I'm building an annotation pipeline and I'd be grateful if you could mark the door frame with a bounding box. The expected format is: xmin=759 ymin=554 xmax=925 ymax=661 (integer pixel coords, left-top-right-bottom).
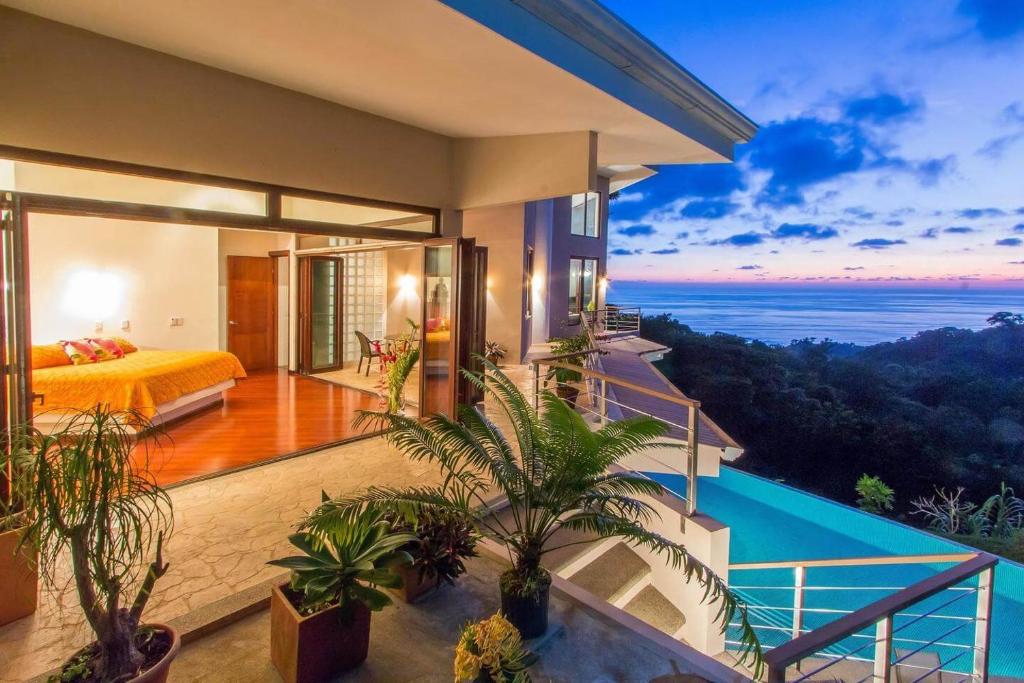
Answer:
xmin=297 ymin=255 xmax=344 ymax=375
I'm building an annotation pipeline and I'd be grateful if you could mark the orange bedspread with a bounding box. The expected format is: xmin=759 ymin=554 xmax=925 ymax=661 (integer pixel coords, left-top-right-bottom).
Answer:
xmin=32 ymin=350 xmax=247 ymax=418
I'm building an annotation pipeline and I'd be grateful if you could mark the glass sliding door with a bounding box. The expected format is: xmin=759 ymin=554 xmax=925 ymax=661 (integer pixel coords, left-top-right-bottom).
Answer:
xmin=568 ymin=256 xmax=598 ymax=319
xmin=421 ymin=241 xmax=455 ymax=416
xmin=299 ymin=256 xmax=344 ymax=373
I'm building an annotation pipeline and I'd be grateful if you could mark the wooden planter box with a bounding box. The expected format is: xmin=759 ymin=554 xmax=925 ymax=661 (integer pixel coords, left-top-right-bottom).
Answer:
xmin=270 ymin=584 xmax=371 ymax=683
xmin=0 ymin=526 xmax=37 ymax=626
xmin=394 ymin=564 xmax=437 ymax=604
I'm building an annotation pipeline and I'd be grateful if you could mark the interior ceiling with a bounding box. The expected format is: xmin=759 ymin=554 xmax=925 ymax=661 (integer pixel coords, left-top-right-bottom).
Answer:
xmin=0 ymin=0 xmax=722 ymax=165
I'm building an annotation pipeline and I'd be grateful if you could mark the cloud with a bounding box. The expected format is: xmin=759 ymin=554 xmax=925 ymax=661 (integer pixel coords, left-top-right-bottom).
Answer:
xmin=944 ymin=226 xmax=977 ymax=234
xmin=957 ymin=0 xmax=1024 ymax=41
xmin=606 ymin=164 xmax=746 ymax=221
xmin=1009 ymin=261 xmax=1024 ymax=265
xmin=1014 ymin=224 xmax=1024 ymax=233
xmin=675 ymin=231 xmax=690 ymax=239
xmin=844 ymin=266 xmax=866 ymax=271
xmin=996 ymin=237 xmax=1023 ymax=247
xmin=609 ymin=248 xmax=637 ymax=256
xmin=678 ymin=199 xmax=741 ymax=219
xmin=707 ymin=232 xmax=766 ymax=247
xmin=919 ymin=227 xmax=940 ymax=239
xmin=737 ymin=265 xmax=763 ymax=270
xmin=956 ymin=208 xmax=1006 ymax=219
xmin=650 ymin=247 xmax=680 ymax=255
xmin=618 ymin=224 xmax=655 ymax=237
xmin=745 ymin=111 xmax=954 ymax=206
xmin=611 ymin=191 xmax=645 ymax=203
xmin=977 ymin=133 xmax=1024 ymax=159
xmin=771 ymin=222 xmax=840 ymax=240
xmin=852 ymin=238 xmax=908 ymax=249
xmin=885 ymin=220 xmax=904 ymax=227
xmin=844 ymin=206 xmax=877 ymax=220
xmin=842 ymin=92 xmax=924 ymax=126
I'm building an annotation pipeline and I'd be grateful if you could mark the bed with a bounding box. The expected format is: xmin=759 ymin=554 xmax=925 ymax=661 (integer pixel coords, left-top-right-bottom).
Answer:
xmin=32 ymin=349 xmax=247 ymax=429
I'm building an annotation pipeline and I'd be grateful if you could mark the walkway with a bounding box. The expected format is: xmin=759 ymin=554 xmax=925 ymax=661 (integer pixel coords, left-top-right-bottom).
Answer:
xmin=0 ymin=437 xmax=439 ymax=682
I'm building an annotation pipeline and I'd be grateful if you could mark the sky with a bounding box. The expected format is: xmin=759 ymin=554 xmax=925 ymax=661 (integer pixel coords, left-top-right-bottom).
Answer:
xmin=600 ymin=0 xmax=1024 ymax=286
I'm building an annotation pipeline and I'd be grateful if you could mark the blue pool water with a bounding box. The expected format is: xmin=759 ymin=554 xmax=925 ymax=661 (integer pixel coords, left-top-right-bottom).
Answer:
xmin=647 ymin=467 xmax=1024 ymax=678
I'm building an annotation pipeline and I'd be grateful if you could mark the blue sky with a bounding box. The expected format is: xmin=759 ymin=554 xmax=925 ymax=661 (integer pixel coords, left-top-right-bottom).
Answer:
xmin=601 ymin=0 xmax=1024 ymax=285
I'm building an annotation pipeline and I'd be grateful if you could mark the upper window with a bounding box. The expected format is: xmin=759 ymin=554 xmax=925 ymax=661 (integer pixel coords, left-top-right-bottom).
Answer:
xmin=570 ymin=192 xmax=599 ymax=238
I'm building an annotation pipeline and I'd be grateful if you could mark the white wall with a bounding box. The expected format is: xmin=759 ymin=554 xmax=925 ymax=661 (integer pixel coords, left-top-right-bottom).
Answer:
xmin=385 ymin=247 xmax=423 ymax=338
xmin=28 ymin=214 xmax=219 ymax=349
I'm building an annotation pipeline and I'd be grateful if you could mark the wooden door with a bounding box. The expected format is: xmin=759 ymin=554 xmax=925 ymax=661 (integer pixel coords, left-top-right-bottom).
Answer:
xmin=227 ymin=255 xmax=276 ymax=371
xmin=297 ymin=256 xmax=344 ymax=375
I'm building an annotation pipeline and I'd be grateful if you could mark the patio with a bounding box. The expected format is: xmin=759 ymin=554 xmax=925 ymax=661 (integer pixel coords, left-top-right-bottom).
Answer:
xmin=0 ymin=437 xmax=440 ymax=682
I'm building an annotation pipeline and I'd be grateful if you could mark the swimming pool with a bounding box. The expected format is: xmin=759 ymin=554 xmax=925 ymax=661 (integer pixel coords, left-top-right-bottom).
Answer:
xmin=646 ymin=467 xmax=1024 ymax=678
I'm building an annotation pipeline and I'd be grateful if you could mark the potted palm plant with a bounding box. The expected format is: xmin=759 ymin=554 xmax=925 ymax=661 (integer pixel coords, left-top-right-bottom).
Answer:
xmin=20 ymin=408 xmax=178 ymax=682
xmin=309 ymin=360 xmax=762 ymax=671
xmin=267 ymin=503 xmax=415 ymax=683
xmin=386 ymin=509 xmax=479 ymax=603
xmin=0 ymin=425 xmax=37 ymax=626
xmin=544 ymin=334 xmax=590 ymax=404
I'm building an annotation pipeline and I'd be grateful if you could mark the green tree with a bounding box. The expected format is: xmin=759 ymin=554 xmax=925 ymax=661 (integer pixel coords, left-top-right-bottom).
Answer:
xmin=856 ymin=474 xmax=895 ymax=515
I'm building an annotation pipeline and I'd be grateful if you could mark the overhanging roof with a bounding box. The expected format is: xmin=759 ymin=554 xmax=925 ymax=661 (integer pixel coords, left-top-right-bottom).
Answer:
xmin=1 ymin=0 xmax=756 ymax=167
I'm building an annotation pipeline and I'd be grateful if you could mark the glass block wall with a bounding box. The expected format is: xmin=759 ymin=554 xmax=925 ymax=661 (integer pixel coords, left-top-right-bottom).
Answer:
xmin=341 ymin=250 xmax=386 ymax=364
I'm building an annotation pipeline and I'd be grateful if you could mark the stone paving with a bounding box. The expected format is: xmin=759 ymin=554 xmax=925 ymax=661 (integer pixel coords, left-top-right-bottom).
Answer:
xmin=0 ymin=437 xmax=440 ymax=683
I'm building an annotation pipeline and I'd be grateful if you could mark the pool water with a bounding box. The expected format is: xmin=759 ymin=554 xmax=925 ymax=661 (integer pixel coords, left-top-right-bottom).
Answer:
xmin=646 ymin=467 xmax=1024 ymax=678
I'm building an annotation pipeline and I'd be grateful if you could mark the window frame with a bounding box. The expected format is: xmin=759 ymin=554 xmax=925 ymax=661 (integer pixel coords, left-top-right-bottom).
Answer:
xmin=569 ymin=192 xmax=600 ymax=238
xmin=568 ymin=256 xmax=599 ymax=321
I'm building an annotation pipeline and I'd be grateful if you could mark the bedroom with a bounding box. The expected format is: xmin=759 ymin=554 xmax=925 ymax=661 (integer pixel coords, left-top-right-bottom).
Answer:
xmin=5 ymin=156 xmax=443 ymax=485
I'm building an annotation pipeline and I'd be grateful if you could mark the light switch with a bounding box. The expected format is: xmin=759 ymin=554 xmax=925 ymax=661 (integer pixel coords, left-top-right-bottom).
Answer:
xmin=94 ymin=321 xmax=103 ymax=333
xmin=121 ymin=320 xmax=130 ymax=331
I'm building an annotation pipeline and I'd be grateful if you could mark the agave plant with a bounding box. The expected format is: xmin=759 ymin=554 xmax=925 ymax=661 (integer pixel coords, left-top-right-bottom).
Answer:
xmin=307 ymin=359 xmax=762 ymax=670
xmin=980 ymin=482 xmax=1024 ymax=540
xmin=269 ymin=502 xmax=416 ymax=617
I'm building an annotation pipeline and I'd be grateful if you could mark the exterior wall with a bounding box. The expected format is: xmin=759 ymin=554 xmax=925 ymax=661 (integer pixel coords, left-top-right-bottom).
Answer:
xmin=384 ymin=246 xmax=424 ymax=338
xmin=28 ymin=214 xmax=219 ymax=350
xmin=545 ymin=175 xmax=610 ymax=340
xmin=525 ymin=199 xmax=555 ymax=353
xmin=462 ymin=204 xmax=527 ymax=363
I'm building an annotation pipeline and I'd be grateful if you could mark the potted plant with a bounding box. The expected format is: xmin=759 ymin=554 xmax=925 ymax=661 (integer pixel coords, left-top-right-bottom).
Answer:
xmin=267 ymin=503 xmax=415 ymax=683
xmin=484 ymin=341 xmax=507 ymax=367
xmin=454 ymin=611 xmax=536 ymax=683
xmin=20 ymin=408 xmax=178 ymax=682
xmin=384 ymin=343 xmax=419 ymax=414
xmin=545 ymin=334 xmax=590 ymax=405
xmin=309 ymin=360 xmax=762 ymax=672
xmin=0 ymin=424 xmax=37 ymax=626
xmin=386 ymin=509 xmax=480 ymax=603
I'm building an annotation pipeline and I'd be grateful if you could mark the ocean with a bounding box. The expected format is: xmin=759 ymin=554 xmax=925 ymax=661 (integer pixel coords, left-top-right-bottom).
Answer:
xmin=608 ymin=282 xmax=1024 ymax=345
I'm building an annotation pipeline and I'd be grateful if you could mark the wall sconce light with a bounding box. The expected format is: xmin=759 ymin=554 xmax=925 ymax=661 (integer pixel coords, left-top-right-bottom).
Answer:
xmin=398 ymin=273 xmax=418 ymax=298
xmin=531 ymin=273 xmax=543 ymax=293
xmin=599 ymin=276 xmax=610 ymax=292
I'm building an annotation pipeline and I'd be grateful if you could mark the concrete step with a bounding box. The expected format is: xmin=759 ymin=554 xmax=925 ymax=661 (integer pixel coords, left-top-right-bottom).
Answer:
xmin=568 ymin=542 xmax=650 ymax=603
xmin=621 ymin=584 xmax=686 ymax=636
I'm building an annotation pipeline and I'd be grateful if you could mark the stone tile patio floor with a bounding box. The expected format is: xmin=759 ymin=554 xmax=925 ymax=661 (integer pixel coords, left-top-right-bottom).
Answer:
xmin=167 ymin=552 xmax=726 ymax=683
xmin=0 ymin=437 xmax=441 ymax=683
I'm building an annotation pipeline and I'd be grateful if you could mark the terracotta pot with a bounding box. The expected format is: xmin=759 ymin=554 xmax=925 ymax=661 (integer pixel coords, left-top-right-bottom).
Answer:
xmin=395 ymin=563 xmax=437 ymax=604
xmin=270 ymin=584 xmax=371 ymax=683
xmin=132 ymin=623 xmax=181 ymax=683
xmin=0 ymin=525 xmax=38 ymax=626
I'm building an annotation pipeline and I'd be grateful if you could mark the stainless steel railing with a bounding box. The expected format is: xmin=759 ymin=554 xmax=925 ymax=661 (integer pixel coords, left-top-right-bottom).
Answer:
xmin=582 ymin=306 xmax=641 ymax=336
xmin=726 ymin=552 xmax=997 ymax=682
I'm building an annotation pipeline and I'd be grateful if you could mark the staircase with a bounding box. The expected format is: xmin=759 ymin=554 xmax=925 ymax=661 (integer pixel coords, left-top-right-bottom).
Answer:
xmin=557 ymin=541 xmax=686 ymax=640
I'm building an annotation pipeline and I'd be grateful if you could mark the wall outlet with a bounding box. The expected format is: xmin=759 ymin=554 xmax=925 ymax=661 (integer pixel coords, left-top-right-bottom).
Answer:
xmin=169 ymin=317 xmax=185 ymax=327
xmin=121 ymin=320 xmax=130 ymax=331
xmin=94 ymin=321 xmax=103 ymax=332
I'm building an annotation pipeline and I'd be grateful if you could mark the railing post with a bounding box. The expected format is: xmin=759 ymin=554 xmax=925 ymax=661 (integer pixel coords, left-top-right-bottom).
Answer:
xmin=974 ymin=566 xmax=993 ymax=682
xmin=686 ymin=403 xmax=699 ymax=515
xmin=599 ymin=377 xmax=608 ymax=425
xmin=532 ymin=362 xmax=540 ymax=412
xmin=792 ymin=565 xmax=805 ymax=640
xmin=873 ymin=614 xmax=892 ymax=682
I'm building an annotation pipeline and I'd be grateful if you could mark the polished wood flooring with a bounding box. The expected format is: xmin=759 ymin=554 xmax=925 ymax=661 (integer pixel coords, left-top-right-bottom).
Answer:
xmin=138 ymin=369 xmax=379 ymax=486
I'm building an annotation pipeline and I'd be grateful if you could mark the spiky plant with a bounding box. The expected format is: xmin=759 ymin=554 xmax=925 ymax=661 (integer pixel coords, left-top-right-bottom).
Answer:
xmin=386 ymin=345 xmax=420 ymax=414
xmin=19 ymin=407 xmax=173 ymax=681
xmin=307 ymin=360 xmax=762 ymax=672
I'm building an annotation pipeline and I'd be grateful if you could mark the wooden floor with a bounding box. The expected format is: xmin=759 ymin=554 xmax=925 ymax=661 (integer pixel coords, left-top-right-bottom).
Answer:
xmin=137 ymin=369 xmax=380 ymax=486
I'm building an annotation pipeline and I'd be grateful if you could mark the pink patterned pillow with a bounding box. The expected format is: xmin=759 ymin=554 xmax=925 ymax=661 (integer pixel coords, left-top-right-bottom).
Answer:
xmin=88 ymin=337 xmax=125 ymax=360
xmin=59 ymin=339 xmax=99 ymax=365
